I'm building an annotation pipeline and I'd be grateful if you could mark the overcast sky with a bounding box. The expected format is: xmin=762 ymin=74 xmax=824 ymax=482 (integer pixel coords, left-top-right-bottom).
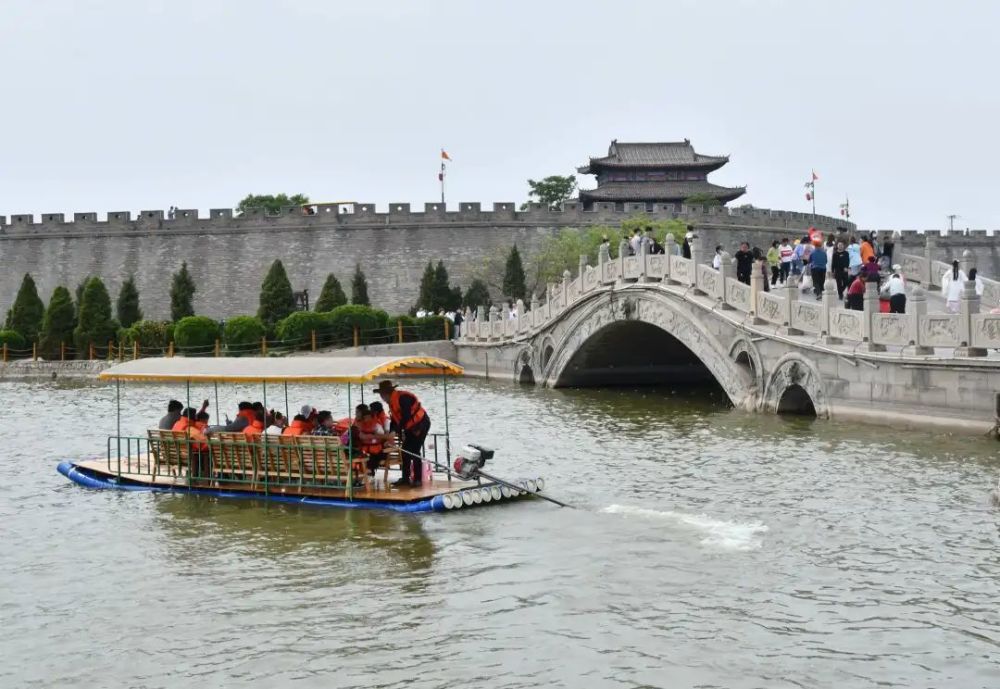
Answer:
xmin=2 ymin=0 xmax=998 ymax=229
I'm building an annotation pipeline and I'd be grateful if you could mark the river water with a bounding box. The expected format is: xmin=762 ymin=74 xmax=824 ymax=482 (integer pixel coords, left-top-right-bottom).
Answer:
xmin=1 ymin=378 xmax=998 ymax=689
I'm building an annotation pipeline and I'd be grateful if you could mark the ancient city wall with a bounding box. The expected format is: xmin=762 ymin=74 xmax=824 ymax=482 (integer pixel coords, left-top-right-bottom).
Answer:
xmin=3 ymin=201 xmax=996 ymax=317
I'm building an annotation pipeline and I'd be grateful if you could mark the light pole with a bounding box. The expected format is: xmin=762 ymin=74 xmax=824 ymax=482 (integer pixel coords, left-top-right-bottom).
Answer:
xmin=946 ymin=214 xmax=958 ymax=233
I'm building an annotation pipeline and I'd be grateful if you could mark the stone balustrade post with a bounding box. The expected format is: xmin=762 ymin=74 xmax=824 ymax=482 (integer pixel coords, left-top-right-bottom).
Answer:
xmin=546 ymin=283 xmax=554 ymax=319
xmin=902 ymin=287 xmax=933 ymax=355
xmin=617 ymin=239 xmax=629 ymax=285
xmin=598 ymin=241 xmax=611 ymax=284
xmin=717 ymin=251 xmax=733 ymax=307
xmin=530 ymin=294 xmax=539 ymax=328
xmin=487 ymin=305 xmax=499 ymax=341
xmin=664 ymin=235 xmax=676 ymax=279
xmin=821 ymin=279 xmax=841 ymax=343
xmin=861 ymin=281 xmax=886 ymax=351
xmin=578 ymin=254 xmax=587 ymax=287
xmin=924 ymin=233 xmax=937 ymax=289
xmin=750 ymin=260 xmax=766 ymax=324
xmin=562 ymin=269 xmax=571 ymax=308
xmin=956 ymin=280 xmax=987 ymax=357
xmin=782 ymin=275 xmax=803 ymax=335
xmin=689 ymin=235 xmax=703 ymax=276
xmin=476 ymin=305 xmax=488 ymax=341
xmin=515 ymin=298 xmax=525 ymax=333
xmin=637 ymin=237 xmax=649 ymax=282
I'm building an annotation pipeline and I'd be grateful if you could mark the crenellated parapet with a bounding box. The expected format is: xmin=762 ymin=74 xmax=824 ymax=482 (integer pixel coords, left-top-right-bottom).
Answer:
xmin=0 ymin=201 xmax=859 ymax=238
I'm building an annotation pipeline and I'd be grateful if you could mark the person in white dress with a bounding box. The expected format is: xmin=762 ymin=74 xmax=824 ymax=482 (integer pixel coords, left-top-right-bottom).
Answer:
xmin=940 ymin=260 xmax=967 ymax=313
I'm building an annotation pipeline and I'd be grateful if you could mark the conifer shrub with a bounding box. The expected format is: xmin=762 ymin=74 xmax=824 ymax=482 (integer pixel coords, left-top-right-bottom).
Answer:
xmin=173 ymin=316 xmax=220 ymax=356
xmin=39 ymin=286 xmax=76 ymax=358
xmin=223 ymin=315 xmax=266 ymax=355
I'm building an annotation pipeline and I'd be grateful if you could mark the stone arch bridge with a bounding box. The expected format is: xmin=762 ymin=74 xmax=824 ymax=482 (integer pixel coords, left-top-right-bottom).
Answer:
xmin=454 ymin=238 xmax=1000 ymax=434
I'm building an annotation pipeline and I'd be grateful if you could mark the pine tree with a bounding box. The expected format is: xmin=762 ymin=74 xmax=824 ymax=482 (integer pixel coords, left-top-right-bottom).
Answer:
xmin=431 ymin=261 xmax=452 ymax=313
xmin=314 ymin=273 xmax=347 ymax=311
xmin=351 ymin=264 xmax=370 ymax=306
xmin=39 ymin=286 xmax=76 ymax=358
xmin=73 ymin=277 xmax=117 ymax=356
xmin=502 ymin=245 xmax=527 ymax=301
xmin=463 ymin=279 xmax=491 ymax=310
xmin=75 ymin=277 xmax=89 ymax=320
xmin=5 ymin=273 xmax=45 ymax=342
xmin=116 ymin=274 xmax=143 ymax=328
xmin=416 ymin=261 xmax=435 ymax=311
xmin=257 ymin=259 xmax=296 ymax=329
xmin=170 ymin=262 xmax=196 ymax=322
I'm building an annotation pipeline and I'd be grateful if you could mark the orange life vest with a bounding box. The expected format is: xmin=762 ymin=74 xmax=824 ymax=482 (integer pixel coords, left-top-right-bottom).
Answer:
xmin=373 ymin=410 xmax=389 ymax=430
xmin=388 ymin=389 xmax=427 ymax=431
xmin=283 ymin=419 xmax=309 ymax=436
xmin=241 ymin=410 xmax=264 ymax=437
xmin=172 ymin=416 xmax=208 ymax=450
xmin=358 ymin=417 xmax=383 ymax=455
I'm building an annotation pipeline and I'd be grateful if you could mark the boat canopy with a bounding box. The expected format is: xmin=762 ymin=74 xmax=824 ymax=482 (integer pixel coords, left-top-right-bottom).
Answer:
xmin=98 ymin=356 xmax=464 ymax=383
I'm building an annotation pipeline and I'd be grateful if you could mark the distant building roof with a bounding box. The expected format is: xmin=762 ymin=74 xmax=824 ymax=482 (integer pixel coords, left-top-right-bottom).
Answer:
xmin=578 ymin=181 xmax=746 ymax=204
xmin=578 ymin=139 xmax=729 ymax=173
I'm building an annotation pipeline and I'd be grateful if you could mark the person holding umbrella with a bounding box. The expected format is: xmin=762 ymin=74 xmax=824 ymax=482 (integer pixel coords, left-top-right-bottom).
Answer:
xmin=374 ymin=380 xmax=431 ymax=487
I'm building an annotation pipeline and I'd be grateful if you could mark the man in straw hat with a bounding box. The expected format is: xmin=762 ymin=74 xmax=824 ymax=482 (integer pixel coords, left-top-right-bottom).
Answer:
xmin=373 ymin=379 xmax=431 ymax=487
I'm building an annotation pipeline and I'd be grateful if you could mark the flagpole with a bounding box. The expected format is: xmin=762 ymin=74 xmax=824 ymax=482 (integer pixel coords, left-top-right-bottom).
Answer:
xmin=440 ymin=159 xmax=445 ymax=205
xmin=811 ymin=171 xmax=816 ymax=218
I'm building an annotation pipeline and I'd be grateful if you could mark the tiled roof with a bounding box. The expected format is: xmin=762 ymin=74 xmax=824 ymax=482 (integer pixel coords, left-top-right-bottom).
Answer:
xmin=578 ymin=140 xmax=729 ymax=172
xmin=578 ymin=181 xmax=746 ymax=203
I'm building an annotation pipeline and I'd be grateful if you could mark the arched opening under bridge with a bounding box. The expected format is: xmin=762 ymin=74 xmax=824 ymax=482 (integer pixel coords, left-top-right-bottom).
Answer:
xmin=553 ymin=321 xmax=725 ymax=396
xmin=776 ymin=384 xmax=817 ymax=416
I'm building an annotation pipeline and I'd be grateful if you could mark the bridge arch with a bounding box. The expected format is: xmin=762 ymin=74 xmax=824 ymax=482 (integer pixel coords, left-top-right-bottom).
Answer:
xmin=728 ymin=337 xmax=764 ymax=397
xmin=543 ymin=291 xmax=754 ymax=408
xmin=762 ymin=354 xmax=829 ymax=418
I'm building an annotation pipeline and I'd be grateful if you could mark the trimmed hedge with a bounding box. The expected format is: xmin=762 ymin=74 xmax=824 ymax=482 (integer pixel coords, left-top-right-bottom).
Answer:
xmin=325 ymin=305 xmax=389 ymax=345
xmin=224 ymin=315 xmax=266 ymax=355
xmin=413 ymin=315 xmax=449 ymax=342
xmin=173 ymin=316 xmax=220 ymax=356
xmin=275 ymin=311 xmax=328 ymax=346
xmin=119 ymin=320 xmax=173 ymax=353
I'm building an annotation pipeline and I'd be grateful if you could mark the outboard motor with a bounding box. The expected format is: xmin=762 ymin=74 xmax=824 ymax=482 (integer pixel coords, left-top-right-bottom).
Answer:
xmin=453 ymin=444 xmax=494 ymax=479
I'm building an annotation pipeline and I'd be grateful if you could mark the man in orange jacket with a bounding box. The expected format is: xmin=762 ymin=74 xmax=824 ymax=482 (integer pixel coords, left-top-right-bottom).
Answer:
xmin=374 ymin=380 xmax=431 ymax=487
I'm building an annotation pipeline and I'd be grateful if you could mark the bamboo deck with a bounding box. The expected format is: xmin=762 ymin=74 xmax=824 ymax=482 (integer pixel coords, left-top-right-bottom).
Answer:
xmin=75 ymin=455 xmax=478 ymax=503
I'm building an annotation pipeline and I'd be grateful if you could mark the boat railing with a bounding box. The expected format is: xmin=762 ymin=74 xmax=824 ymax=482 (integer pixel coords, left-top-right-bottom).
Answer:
xmin=105 ymin=430 xmax=454 ymax=495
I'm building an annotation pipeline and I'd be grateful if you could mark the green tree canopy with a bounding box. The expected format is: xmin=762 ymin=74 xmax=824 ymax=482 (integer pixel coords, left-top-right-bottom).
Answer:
xmin=170 ymin=262 xmax=196 ymax=322
xmin=116 ymin=274 xmax=143 ymax=328
xmin=5 ymin=273 xmax=45 ymax=342
xmin=432 ymin=261 xmax=454 ymax=311
xmin=258 ymin=259 xmax=296 ymax=330
xmin=39 ymin=286 xmax=76 ymax=358
xmin=73 ymin=277 xmax=117 ymax=356
xmin=683 ymin=192 xmax=722 ymax=207
xmin=236 ymin=193 xmax=309 ymax=215
xmin=525 ymin=175 xmax=577 ymax=209
xmin=314 ymin=273 xmax=347 ymax=311
xmin=351 ymin=264 xmax=370 ymax=306
xmin=75 ymin=277 xmax=89 ymax=320
xmin=463 ymin=279 xmax=491 ymax=310
xmin=173 ymin=316 xmax=220 ymax=356
xmin=416 ymin=261 xmax=435 ymax=311
xmin=502 ymin=245 xmax=527 ymax=301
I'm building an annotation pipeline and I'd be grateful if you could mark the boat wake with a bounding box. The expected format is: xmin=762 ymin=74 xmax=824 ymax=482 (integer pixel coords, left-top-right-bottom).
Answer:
xmin=601 ymin=504 xmax=769 ymax=551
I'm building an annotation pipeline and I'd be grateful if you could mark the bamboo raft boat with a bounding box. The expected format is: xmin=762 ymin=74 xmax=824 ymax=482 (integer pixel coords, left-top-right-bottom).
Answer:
xmin=57 ymin=356 xmax=546 ymax=513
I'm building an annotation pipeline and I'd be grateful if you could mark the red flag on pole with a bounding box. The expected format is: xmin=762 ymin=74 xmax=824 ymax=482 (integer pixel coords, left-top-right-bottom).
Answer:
xmin=441 ymin=149 xmax=452 ymax=161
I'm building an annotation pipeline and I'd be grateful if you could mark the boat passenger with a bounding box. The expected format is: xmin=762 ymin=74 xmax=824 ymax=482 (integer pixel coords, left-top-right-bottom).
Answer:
xmin=368 ymin=401 xmax=389 ymax=433
xmin=159 ymin=400 xmax=184 ymax=430
xmin=208 ymin=401 xmax=254 ymax=434
xmin=242 ymin=409 xmax=265 ymax=437
xmin=172 ymin=407 xmax=211 ymax=477
xmin=374 ymin=379 xmax=431 ymax=487
xmin=300 ymin=405 xmax=318 ymax=432
xmin=311 ymin=410 xmax=336 ymax=436
xmin=283 ymin=414 xmax=310 ymax=436
xmin=194 ymin=410 xmax=210 ymax=432
xmin=355 ymin=404 xmax=392 ymax=476
xmin=265 ymin=411 xmax=287 ymax=435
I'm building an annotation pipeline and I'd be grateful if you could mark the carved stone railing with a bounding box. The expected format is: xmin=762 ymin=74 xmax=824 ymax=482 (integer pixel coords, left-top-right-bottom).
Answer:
xmin=458 ymin=236 xmax=1000 ymax=356
xmin=899 ymin=233 xmax=1000 ymax=308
